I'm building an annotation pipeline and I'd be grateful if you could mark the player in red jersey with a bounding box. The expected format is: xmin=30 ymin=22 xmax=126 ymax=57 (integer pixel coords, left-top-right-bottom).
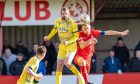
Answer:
xmin=74 ymin=18 xmax=129 ymax=84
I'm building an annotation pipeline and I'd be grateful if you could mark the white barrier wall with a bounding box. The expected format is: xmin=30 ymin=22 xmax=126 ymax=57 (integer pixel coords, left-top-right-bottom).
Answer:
xmin=39 ymin=74 xmax=104 ymax=84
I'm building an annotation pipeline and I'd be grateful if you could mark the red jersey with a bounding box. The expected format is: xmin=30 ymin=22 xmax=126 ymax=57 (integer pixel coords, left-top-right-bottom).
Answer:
xmin=76 ymin=29 xmax=101 ymax=59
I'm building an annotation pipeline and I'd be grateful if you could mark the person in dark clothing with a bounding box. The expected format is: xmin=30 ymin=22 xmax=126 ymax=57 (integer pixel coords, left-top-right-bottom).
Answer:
xmin=112 ymin=37 xmax=130 ymax=72
xmin=9 ymin=53 xmax=26 ymax=76
xmin=15 ymin=41 xmax=28 ymax=57
xmin=43 ymin=41 xmax=57 ymax=75
xmin=2 ymin=40 xmax=15 ymax=54
xmin=103 ymin=49 xmax=122 ymax=73
xmin=128 ymin=50 xmax=140 ymax=72
xmin=90 ymin=54 xmax=96 ymax=73
xmin=134 ymin=41 xmax=140 ymax=57
xmin=0 ymin=51 xmax=7 ymax=75
xmin=27 ymin=44 xmax=39 ymax=61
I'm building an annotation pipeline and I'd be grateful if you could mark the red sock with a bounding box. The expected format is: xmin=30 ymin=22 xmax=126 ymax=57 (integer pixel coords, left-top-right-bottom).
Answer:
xmin=80 ymin=66 xmax=88 ymax=84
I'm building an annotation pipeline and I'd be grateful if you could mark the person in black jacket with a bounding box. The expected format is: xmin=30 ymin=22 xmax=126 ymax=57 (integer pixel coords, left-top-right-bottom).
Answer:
xmin=128 ymin=50 xmax=140 ymax=72
xmin=134 ymin=41 xmax=140 ymax=57
xmin=112 ymin=37 xmax=130 ymax=72
xmin=9 ymin=53 xmax=26 ymax=76
xmin=43 ymin=41 xmax=57 ymax=74
xmin=0 ymin=51 xmax=7 ymax=75
xmin=15 ymin=41 xmax=28 ymax=57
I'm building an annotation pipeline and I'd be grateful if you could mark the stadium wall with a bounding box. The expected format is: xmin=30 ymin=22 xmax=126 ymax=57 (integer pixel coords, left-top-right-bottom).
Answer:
xmin=1 ymin=73 xmax=140 ymax=84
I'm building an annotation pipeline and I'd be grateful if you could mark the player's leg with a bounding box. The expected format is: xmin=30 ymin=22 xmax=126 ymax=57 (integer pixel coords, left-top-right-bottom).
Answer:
xmin=75 ymin=56 xmax=88 ymax=84
xmin=56 ymin=59 xmax=64 ymax=84
xmin=64 ymin=55 xmax=84 ymax=84
xmin=64 ymin=43 xmax=84 ymax=84
xmin=56 ymin=44 xmax=66 ymax=84
xmin=86 ymin=59 xmax=94 ymax=84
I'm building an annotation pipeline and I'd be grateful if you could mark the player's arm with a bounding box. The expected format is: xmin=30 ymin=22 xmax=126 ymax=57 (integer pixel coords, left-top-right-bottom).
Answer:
xmin=44 ymin=20 xmax=58 ymax=41
xmin=79 ymin=38 xmax=97 ymax=49
xmin=26 ymin=58 xmax=43 ymax=79
xmin=27 ymin=67 xmax=43 ymax=80
xmin=27 ymin=67 xmax=40 ymax=77
xmin=104 ymin=30 xmax=129 ymax=36
xmin=67 ymin=22 xmax=79 ymax=44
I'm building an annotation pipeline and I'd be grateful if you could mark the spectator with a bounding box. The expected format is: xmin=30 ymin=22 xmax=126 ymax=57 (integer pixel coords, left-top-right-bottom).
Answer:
xmin=0 ymin=51 xmax=7 ymax=75
xmin=102 ymin=49 xmax=122 ymax=73
xmin=36 ymin=61 xmax=46 ymax=75
xmin=9 ymin=53 xmax=26 ymax=76
xmin=43 ymin=41 xmax=57 ymax=75
xmin=53 ymin=42 xmax=60 ymax=72
xmin=128 ymin=50 xmax=140 ymax=72
xmin=2 ymin=48 xmax=16 ymax=75
xmin=15 ymin=41 xmax=28 ymax=57
xmin=134 ymin=41 xmax=140 ymax=57
xmin=2 ymin=40 xmax=15 ymax=54
xmin=112 ymin=37 xmax=130 ymax=72
xmin=27 ymin=44 xmax=39 ymax=61
xmin=90 ymin=54 xmax=96 ymax=73
xmin=54 ymin=42 xmax=60 ymax=53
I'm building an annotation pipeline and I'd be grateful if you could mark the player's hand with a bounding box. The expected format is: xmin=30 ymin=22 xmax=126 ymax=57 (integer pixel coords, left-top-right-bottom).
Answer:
xmin=35 ymin=73 xmax=43 ymax=81
xmin=38 ymin=73 xmax=43 ymax=79
xmin=89 ymin=38 xmax=98 ymax=44
xmin=120 ymin=30 xmax=129 ymax=36
xmin=92 ymin=38 xmax=98 ymax=44
xmin=44 ymin=36 xmax=49 ymax=41
xmin=62 ymin=40 xmax=68 ymax=45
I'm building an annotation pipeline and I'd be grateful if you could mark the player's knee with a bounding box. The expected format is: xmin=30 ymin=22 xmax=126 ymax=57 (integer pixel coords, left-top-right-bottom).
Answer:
xmin=79 ymin=59 xmax=86 ymax=66
xmin=57 ymin=60 xmax=64 ymax=70
xmin=64 ymin=61 xmax=72 ymax=67
xmin=57 ymin=60 xmax=64 ymax=66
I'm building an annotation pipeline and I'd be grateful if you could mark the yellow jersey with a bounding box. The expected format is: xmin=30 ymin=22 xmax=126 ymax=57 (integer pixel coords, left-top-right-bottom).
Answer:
xmin=47 ymin=18 xmax=78 ymax=44
xmin=17 ymin=56 xmax=40 ymax=84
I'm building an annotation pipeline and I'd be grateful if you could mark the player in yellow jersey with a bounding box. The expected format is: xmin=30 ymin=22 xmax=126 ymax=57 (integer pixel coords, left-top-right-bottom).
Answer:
xmin=44 ymin=7 xmax=84 ymax=84
xmin=17 ymin=46 xmax=47 ymax=84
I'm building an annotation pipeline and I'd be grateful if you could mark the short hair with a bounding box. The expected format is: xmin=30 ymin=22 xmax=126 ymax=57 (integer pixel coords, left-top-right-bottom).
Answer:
xmin=17 ymin=53 xmax=24 ymax=57
xmin=61 ymin=7 xmax=69 ymax=14
xmin=36 ymin=46 xmax=47 ymax=54
xmin=117 ymin=37 xmax=123 ymax=41
xmin=109 ymin=48 xmax=115 ymax=52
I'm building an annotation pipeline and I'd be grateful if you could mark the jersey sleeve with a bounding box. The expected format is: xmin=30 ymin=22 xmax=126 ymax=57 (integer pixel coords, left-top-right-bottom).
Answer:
xmin=27 ymin=57 xmax=37 ymax=70
xmin=47 ymin=19 xmax=58 ymax=40
xmin=92 ymin=29 xmax=105 ymax=38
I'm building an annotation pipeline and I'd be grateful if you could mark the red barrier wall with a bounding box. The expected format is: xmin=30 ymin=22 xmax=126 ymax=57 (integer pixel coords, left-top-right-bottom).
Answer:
xmin=103 ymin=73 xmax=140 ymax=84
xmin=1 ymin=73 xmax=140 ymax=84
xmin=0 ymin=75 xmax=19 ymax=84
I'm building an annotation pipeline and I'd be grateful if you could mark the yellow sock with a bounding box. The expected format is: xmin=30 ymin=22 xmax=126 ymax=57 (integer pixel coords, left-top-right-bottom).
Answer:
xmin=69 ymin=65 xmax=81 ymax=77
xmin=69 ymin=65 xmax=85 ymax=84
xmin=56 ymin=71 xmax=62 ymax=84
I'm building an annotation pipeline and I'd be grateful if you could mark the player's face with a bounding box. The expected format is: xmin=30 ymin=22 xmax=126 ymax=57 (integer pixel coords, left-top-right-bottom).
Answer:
xmin=82 ymin=24 xmax=91 ymax=35
xmin=40 ymin=52 xmax=46 ymax=60
xmin=61 ymin=10 xmax=69 ymax=20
